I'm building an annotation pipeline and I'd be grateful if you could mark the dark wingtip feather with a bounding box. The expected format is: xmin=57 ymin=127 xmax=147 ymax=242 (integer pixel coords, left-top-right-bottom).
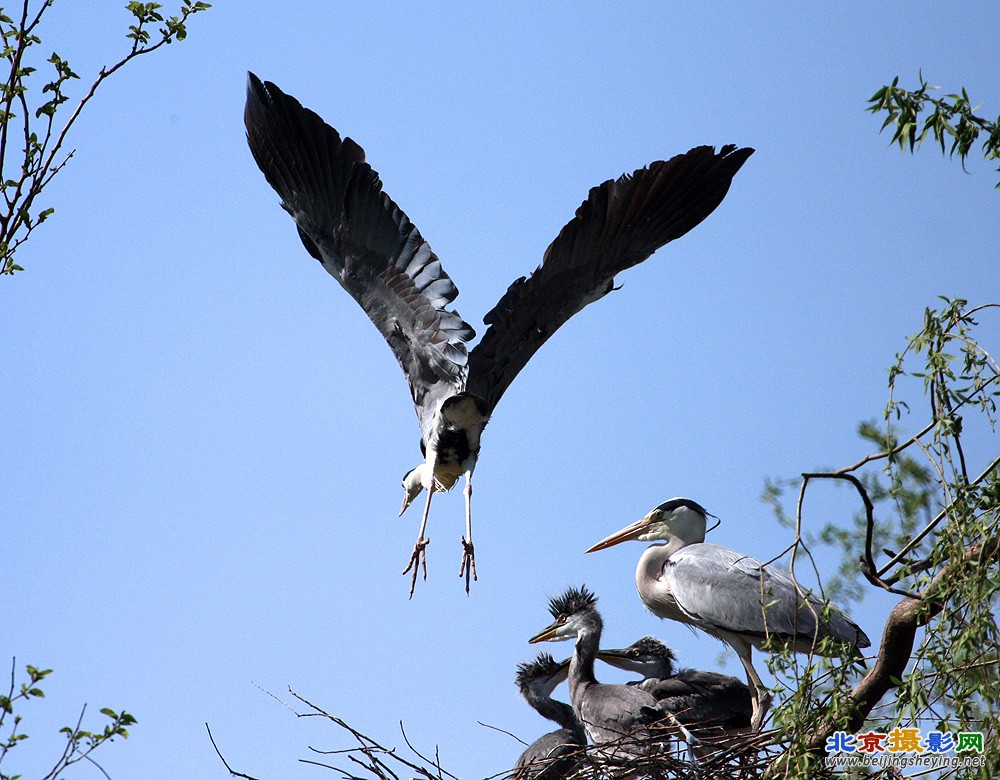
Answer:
xmin=243 ymin=73 xmax=366 ymax=231
xmin=548 ymin=585 xmax=598 ymax=619
xmin=468 ymin=143 xmax=753 ymax=414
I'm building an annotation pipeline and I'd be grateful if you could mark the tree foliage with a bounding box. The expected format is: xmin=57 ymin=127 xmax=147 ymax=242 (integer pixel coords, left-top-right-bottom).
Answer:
xmin=2 ymin=3 xmax=207 ymax=778
xmin=0 ymin=0 xmax=210 ymax=276
xmin=761 ymin=297 xmax=1000 ymax=779
xmin=0 ymin=660 xmax=136 ymax=780
xmin=868 ymin=74 xmax=1000 ymax=187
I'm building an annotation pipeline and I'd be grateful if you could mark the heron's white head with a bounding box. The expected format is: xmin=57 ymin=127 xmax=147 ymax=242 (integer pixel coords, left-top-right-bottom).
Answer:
xmin=399 ymin=465 xmax=428 ymax=516
xmin=585 ymin=497 xmax=709 ymax=553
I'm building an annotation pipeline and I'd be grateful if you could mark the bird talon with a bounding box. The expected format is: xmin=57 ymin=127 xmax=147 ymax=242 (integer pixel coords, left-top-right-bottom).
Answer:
xmin=460 ymin=537 xmax=477 ymax=593
xmin=403 ymin=537 xmax=430 ymax=598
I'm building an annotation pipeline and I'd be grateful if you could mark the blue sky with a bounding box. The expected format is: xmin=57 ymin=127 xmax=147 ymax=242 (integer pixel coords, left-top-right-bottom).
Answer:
xmin=3 ymin=2 xmax=998 ymax=778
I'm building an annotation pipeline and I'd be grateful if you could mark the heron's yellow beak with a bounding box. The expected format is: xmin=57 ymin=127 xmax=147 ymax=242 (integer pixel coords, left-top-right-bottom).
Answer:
xmin=528 ymin=622 xmax=560 ymax=644
xmin=584 ymin=513 xmax=654 ymax=553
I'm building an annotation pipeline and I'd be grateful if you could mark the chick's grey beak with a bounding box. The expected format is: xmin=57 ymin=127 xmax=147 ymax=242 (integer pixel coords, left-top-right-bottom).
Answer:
xmin=595 ymin=648 xmax=637 ymax=672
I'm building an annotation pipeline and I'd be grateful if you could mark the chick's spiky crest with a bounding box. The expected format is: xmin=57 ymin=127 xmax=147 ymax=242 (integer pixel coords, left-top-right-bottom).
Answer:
xmin=515 ymin=652 xmax=568 ymax=689
xmin=548 ymin=585 xmax=598 ymax=620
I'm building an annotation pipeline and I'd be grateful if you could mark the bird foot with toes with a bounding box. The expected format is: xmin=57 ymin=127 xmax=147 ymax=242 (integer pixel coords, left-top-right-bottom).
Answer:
xmin=459 ymin=537 xmax=477 ymax=593
xmin=402 ymin=537 xmax=429 ymax=598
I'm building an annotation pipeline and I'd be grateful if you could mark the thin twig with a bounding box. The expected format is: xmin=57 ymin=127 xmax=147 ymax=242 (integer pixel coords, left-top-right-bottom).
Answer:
xmin=80 ymin=751 xmax=113 ymax=780
xmin=205 ymin=722 xmax=262 ymax=780
xmin=477 ymin=720 xmax=529 ymax=747
xmin=877 ymin=451 xmax=1000 ymax=577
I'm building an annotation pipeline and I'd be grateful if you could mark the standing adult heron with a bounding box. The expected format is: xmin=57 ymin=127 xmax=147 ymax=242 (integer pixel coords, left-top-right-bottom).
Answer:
xmin=528 ymin=585 xmax=698 ymax=759
xmin=244 ymin=73 xmax=754 ymax=595
xmin=597 ymin=636 xmax=752 ymax=734
xmin=513 ymin=652 xmax=586 ymax=780
xmin=586 ymin=498 xmax=870 ymax=730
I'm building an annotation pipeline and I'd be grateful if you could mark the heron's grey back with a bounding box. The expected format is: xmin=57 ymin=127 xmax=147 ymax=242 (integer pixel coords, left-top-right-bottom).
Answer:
xmin=663 ymin=543 xmax=871 ymax=651
xmin=645 ymin=669 xmax=752 ymax=729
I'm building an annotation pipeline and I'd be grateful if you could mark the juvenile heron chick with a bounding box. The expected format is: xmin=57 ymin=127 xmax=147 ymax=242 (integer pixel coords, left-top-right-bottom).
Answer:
xmin=513 ymin=652 xmax=586 ymax=779
xmin=597 ymin=636 xmax=752 ymax=733
xmin=529 ymin=586 xmax=699 ymax=760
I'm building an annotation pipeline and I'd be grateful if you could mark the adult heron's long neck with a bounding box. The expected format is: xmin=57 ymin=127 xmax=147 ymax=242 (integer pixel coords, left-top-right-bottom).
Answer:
xmin=635 ymin=540 xmax=686 ymax=617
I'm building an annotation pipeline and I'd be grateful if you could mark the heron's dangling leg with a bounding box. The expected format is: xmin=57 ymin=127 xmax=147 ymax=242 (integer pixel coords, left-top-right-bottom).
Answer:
xmin=459 ymin=472 xmax=477 ymax=593
xmin=663 ymin=712 xmax=701 ymax=765
xmin=402 ymin=482 xmax=435 ymax=598
xmin=733 ymin=641 xmax=772 ymax=731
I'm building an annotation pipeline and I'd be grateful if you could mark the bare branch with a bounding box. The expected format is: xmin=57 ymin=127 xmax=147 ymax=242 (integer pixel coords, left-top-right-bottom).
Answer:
xmin=206 ymin=722 xmax=262 ymax=780
xmin=476 ymin=720 xmax=529 ymax=747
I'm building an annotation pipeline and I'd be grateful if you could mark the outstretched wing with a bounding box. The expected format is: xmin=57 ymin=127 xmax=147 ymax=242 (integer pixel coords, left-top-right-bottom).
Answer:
xmin=244 ymin=74 xmax=474 ymax=436
xmin=466 ymin=145 xmax=754 ymax=413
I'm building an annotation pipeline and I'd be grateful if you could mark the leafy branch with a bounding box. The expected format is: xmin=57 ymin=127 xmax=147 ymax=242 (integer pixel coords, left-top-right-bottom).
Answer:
xmin=867 ymin=74 xmax=1000 ymax=187
xmin=763 ymin=298 xmax=999 ymax=778
xmin=0 ymin=0 xmax=211 ymax=276
xmin=0 ymin=659 xmax=136 ymax=780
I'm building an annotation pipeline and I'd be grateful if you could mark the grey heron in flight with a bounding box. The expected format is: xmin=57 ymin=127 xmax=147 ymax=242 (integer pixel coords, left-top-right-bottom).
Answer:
xmin=528 ymin=585 xmax=699 ymax=760
xmin=585 ymin=498 xmax=871 ymax=730
xmin=597 ymin=636 xmax=752 ymax=737
xmin=244 ymin=73 xmax=754 ymax=596
xmin=513 ymin=652 xmax=586 ymax=780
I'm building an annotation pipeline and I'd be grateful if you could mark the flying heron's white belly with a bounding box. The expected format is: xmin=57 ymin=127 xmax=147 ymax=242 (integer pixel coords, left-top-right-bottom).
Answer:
xmin=425 ymin=395 xmax=486 ymax=481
